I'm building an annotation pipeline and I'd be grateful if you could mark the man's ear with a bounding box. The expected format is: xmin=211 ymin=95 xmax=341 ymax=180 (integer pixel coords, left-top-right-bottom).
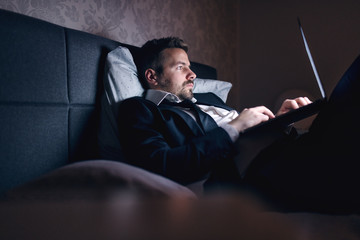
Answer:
xmin=145 ymin=69 xmax=158 ymax=87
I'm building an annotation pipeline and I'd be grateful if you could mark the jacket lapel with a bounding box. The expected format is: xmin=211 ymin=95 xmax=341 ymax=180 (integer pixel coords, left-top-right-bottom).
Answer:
xmin=159 ymin=104 xmax=205 ymax=135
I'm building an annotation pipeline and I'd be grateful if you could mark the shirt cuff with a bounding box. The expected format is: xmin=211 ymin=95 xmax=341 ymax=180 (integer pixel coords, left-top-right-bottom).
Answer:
xmin=219 ymin=123 xmax=239 ymax=142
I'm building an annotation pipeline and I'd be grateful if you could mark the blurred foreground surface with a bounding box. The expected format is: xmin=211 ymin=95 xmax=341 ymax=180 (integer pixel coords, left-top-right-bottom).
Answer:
xmin=1 ymin=192 xmax=360 ymax=240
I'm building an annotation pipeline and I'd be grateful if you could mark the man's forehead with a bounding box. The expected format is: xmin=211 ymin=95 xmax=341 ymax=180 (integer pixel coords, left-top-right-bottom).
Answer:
xmin=161 ymin=48 xmax=190 ymax=65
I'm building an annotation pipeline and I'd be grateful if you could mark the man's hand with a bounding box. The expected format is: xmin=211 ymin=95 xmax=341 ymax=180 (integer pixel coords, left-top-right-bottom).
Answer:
xmin=229 ymin=106 xmax=275 ymax=133
xmin=276 ymin=97 xmax=312 ymax=116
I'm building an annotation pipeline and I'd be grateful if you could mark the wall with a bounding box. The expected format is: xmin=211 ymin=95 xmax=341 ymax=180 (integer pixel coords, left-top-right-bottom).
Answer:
xmin=2 ymin=0 xmax=360 ymax=116
xmin=238 ymin=0 xmax=360 ymax=113
xmin=0 ymin=0 xmax=239 ymax=107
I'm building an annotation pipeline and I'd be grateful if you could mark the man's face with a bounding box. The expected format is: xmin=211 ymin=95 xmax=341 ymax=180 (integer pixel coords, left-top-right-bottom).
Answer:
xmin=154 ymin=48 xmax=197 ymax=100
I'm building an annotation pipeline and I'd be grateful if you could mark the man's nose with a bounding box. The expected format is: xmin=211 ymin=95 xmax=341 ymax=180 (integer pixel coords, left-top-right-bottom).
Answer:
xmin=188 ymin=69 xmax=196 ymax=80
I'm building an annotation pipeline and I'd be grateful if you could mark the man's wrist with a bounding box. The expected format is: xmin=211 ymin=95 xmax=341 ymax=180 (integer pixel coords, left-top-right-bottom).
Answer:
xmin=219 ymin=123 xmax=240 ymax=142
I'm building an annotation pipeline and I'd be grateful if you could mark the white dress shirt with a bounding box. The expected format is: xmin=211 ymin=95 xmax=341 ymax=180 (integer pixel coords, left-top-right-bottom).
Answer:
xmin=145 ymin=89 xmax=239 ymax=142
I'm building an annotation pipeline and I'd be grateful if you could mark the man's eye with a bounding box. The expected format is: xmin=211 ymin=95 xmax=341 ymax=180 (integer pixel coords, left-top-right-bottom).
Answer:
xmin=176 ymin=65 xmax=183 ymax=70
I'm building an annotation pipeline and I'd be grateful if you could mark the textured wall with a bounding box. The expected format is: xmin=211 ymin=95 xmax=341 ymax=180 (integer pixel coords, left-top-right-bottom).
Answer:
xmin=0 ymin=0 xmax=239 ymax=107
xmin=3 ymin=0 xmax=360 ymax=116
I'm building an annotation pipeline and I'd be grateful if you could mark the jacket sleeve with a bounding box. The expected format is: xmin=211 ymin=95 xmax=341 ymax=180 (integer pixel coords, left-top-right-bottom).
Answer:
xmin=117 ymin=97 xmax=235 ymax=185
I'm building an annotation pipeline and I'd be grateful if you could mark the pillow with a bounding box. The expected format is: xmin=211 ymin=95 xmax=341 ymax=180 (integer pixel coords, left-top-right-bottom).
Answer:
xmin=193 ymin=78 xmax=232 ymax=102
xmin=104 ymin=46 xmax=144 ymax=105
xmin=104 ymin=46 xmax=232 ymax=104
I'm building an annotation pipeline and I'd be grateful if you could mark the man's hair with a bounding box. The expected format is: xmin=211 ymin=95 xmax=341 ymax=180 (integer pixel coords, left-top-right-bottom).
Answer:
xmin=137 ymin=37 xmax=188 ymax=88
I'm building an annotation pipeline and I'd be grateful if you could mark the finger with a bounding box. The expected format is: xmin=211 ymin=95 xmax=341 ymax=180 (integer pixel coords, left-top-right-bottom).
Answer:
xmin=254 ymin=106 xmax=275 ymax=119
xmin=304 ymin=96 xmax=312 ymax=104
xmin=295 ymin=97 xmax=312 ymax=107
xmin=295 ymin=97 xmax=308 ymax=107
xmin=285 ymin=99 xmax=300 ymax=110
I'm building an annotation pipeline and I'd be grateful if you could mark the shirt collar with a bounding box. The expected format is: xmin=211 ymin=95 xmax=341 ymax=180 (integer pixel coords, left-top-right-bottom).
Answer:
xmin=145 ymin=89 xmax=197 ymax=106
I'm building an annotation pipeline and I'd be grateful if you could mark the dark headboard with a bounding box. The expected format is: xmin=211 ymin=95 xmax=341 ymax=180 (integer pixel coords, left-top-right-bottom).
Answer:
xmin=0 ymin=9 xmax=218 ymax=194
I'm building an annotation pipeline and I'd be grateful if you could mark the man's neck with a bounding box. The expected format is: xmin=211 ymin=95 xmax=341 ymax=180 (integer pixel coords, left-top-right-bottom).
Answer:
xmin=145 ymin=89 xmax=196 ymax=106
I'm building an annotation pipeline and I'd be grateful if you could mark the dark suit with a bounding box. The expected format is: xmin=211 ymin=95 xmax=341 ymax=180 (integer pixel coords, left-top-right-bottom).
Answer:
xmin=117 ymin=54 xmax=360 ymax=213
xmin=117 ymin=92 xmax=237 ymax=185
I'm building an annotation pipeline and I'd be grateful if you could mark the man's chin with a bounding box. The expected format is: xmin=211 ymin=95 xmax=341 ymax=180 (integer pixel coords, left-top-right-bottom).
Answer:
xmin=179 ymin=91 xmax=193 ymax=101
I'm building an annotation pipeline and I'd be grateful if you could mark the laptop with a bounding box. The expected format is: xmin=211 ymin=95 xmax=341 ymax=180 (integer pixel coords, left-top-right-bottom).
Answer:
xmin=242 ymin=18 xmax=327 ymax=135
xmin=234 ymin=19 xmax=328 ymax=176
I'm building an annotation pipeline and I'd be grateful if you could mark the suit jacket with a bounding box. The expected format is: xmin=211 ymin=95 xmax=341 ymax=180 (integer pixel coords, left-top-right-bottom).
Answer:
xmin=117 ymin=92 xmax=236 ymax=185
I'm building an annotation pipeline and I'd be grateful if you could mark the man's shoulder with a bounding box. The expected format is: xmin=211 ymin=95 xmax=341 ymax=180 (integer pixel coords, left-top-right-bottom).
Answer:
xmin=120 ymin=96 xmax=158 ymax=111
xmin=121 ymin=96 xmax=152 ymax=104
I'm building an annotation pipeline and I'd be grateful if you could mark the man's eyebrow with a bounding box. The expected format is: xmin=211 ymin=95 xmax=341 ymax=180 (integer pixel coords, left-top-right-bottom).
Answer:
xmin=176 ymin=61 xmax=190 ymax=67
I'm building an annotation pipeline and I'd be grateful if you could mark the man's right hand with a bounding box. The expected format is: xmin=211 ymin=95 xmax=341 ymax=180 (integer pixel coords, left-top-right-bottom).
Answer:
xmin=228 ymin=106 xmax=275 ymax=133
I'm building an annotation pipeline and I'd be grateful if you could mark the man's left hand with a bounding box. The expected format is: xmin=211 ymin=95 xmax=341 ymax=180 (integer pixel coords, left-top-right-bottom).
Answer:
xmin=276 ymin=97 xmax=312 ymax=116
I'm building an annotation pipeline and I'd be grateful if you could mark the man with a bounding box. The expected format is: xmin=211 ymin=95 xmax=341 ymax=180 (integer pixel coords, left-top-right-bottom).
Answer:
xmin=117 ymin=37 xmax=360 ymax=213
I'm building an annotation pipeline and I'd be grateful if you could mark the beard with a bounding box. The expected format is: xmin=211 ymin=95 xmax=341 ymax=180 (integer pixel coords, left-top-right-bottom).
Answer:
xmin=158 ymin=78 xmax=194 ymax=100
xmin=177 ymin=80 xmax=194 ymax=100
xmin=178 ymin=88 xmax=193 ymax=100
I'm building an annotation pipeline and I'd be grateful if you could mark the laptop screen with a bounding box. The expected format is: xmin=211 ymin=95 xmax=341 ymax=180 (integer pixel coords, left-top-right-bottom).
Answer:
xmin=298 ymin=18 xmax=326 ymax=99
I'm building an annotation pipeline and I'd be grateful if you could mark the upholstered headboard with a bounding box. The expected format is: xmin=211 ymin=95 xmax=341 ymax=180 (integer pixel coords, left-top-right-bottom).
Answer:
xmin=0 ymin=9 xmax=219 ymax=194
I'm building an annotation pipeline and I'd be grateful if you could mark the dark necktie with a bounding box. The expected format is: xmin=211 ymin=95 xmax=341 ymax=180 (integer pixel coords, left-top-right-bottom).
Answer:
xmin=163 ymin=99 xmax=218 ymax=132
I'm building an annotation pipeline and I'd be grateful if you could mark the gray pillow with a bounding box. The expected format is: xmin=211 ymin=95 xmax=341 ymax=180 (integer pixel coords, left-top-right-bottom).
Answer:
xmin=104 ymin=46 xmax=143 ymax=105
xmin=103 ymin=46 xmax=232 ymax=104
xmin=193 ymin=78 xmax=232 ymax=102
